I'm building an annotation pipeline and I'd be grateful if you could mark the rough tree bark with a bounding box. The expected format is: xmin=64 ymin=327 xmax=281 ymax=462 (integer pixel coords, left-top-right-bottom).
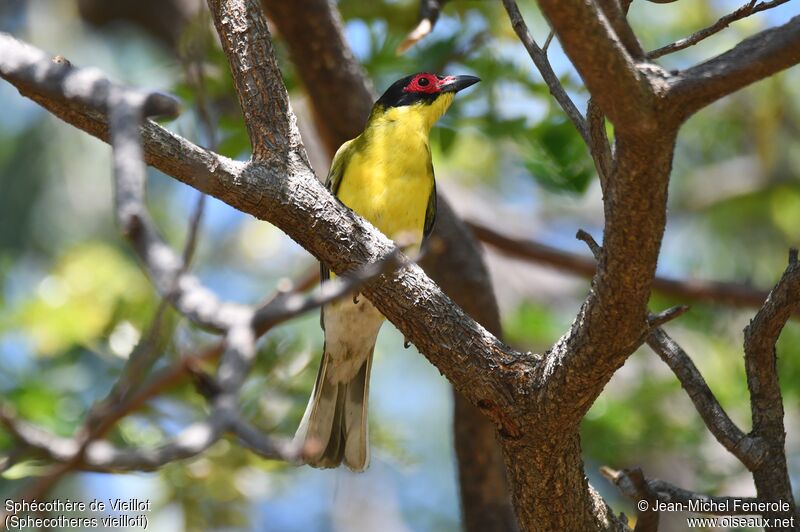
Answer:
xmin=260 ymin=1 xmax=517 ymax=529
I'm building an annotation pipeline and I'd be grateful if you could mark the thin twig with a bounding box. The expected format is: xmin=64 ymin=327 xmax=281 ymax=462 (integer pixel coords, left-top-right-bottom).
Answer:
xmin=587 ymin=98 xmax=612 ymax=190
xmin=178 ymin=29 xmax=217 ymax=268
xmin=646 ymin=328 xmax=767 ymax=470
xmin=542 ymin=31 xmax=554 ymax=53
xmin=649 ymin=0 xmax=791 ymax=59
xmin=647 ymin=305 xmax=690 ymax=328
xmin=666 ymin=14 xmax=800 ymax=118
xmin=500 ymin=0 xmax=590 ymax=145
xmin=252 ymin=246 xmax=410 ymax=334
xmin=576 ymin=228 xmax=602 ymax=259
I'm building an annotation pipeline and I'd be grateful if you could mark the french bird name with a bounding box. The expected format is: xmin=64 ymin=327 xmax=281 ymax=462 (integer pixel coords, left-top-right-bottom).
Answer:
xmin=4 ymin=497 xmax=151 ymax=529
xmin=5 ymin=498 xmax=151 ymax=514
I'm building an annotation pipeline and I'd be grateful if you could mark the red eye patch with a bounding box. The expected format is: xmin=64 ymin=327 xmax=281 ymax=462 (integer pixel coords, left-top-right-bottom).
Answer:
xmin=403 ymin=73 xmax=440 ymax=94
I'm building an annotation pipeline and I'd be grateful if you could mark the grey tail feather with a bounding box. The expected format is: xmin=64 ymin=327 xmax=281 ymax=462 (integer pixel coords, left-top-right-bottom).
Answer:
xmin=293 ymin=345 xmax=373 ymax=471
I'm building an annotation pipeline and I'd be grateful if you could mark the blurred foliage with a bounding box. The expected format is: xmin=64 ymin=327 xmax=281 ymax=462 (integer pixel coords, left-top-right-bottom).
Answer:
xmin=1 ymin=0 xmax=799 ymax=531
xmin=1 ymin=243 xmax=154 ymax=355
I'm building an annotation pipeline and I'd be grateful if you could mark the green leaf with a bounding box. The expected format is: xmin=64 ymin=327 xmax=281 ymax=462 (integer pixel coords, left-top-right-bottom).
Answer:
xmin=522 ymin=115 xmax=595 ymax=194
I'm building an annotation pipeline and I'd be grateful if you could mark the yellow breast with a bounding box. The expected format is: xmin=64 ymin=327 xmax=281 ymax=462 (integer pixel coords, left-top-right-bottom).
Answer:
xmin=336 ymin=106 xmax=436 ymax=250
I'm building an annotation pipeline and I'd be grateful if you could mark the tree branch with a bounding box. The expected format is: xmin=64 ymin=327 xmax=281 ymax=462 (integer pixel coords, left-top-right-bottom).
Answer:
xmin=648 ymin=0 xmax=791 ymax=59
xmin=646 ymin=328 xmax=767 ymax=470
xmin=467 ymin=220 xmax=792 ymax=312
xmin=744 ymin=250 xmax=800 ymax=428
xmin=501 ymin=0 xmax=590 ymax=145
xmin=397 ymin=0 xmax=449 ymax=53
xmin=743 ymin=249 xmax=800 ymax=523
xmin=258 ymin=1 xmax=518 ymax=528
xmin=668 ymin=15 xmax=800 ymax=118
xmin=646 ymin=305 xmax=689 ymax=328
xmin=0 ymin=29 xmax=530 ymax=431
xmin=587 ymin=98 xmax=612 ymax=189
xmin=207 ymin=0 xmax=307 ymax=165
xmin=547 ymin=122 xmax=672 ymax=418
xmin=534 ymin=0 xmax=658 ymax=133
xmin=259 ymin=0 xmax=374 ymax=153
xmin=601 ymin=467 xmax=659 ymax=532
xmin=595 ymin=0 xmax=645 ymax=59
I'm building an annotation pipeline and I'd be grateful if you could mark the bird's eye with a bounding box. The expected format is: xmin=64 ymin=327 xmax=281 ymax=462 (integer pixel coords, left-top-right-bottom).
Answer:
xmin=418 ymin=77 xmax=430 ymax=87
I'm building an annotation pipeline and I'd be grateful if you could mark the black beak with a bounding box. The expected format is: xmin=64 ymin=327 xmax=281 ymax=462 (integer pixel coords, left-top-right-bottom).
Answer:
xmin=440 ymin=75 xmax=481 ymax=93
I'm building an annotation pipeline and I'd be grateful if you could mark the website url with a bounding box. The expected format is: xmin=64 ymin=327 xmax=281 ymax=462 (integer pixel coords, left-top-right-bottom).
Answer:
xmin=686 ymin=516 xmax=796 ymax=528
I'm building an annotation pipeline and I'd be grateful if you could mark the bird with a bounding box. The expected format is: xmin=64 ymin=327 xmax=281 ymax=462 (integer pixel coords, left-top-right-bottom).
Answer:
xmin=294 ymin=72 xmax=480 ymax=471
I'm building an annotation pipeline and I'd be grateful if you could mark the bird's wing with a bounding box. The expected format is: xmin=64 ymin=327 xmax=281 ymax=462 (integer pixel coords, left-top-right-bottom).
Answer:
xmin=320 ymin=139 xmax=356 ymax=330
xmin=321 ymin=138 xmax=356 ymax=286
xmin=422 ymin=149 xmax=437 ymax=241
xmin=423 ymin=179 xmax=437 ymax=241
xmin=325 ymin=138 xmax=355 ymax=196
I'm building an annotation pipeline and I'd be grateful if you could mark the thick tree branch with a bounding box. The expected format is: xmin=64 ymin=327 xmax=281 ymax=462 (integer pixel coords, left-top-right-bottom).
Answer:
xmin=0 ymin=30 xmax=531 ymax=429
xmin=207 ymin=0 xmax=307 ymax=165
xmin=260 ymin=1 xmax=518 ymax=529
xmin=259 ymin=0 xmax=374 ymax=153
xmin=668 ymin=15 xmax=800 ymax=118
xmin=743 ymin=249 xmax=800 ymax=524
xmin=537 ymin=131 xmax=676 ymax=429
xmin=534 ymin=0 xmax=658 ymax=133
xmin=648 ymin=0 xmax=792 ymax=59
xmin=595 ymin=0 xmax=645 ymax=59
xmin=0 ymin=34 xmax=431 ymax=509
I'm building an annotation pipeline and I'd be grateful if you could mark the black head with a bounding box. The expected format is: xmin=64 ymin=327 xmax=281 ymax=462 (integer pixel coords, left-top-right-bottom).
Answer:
xmin=374 ymin=72 xmax=480 ymax=109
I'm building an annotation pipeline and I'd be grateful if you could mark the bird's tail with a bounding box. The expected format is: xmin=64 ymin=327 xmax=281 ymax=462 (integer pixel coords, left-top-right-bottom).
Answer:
xmin=293 ymin=345 xmax=373 ymax=471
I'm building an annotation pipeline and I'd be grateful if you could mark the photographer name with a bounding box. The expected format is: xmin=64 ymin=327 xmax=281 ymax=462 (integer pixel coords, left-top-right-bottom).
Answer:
xmin=653 ymin=499 xmax=791 ymax=514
